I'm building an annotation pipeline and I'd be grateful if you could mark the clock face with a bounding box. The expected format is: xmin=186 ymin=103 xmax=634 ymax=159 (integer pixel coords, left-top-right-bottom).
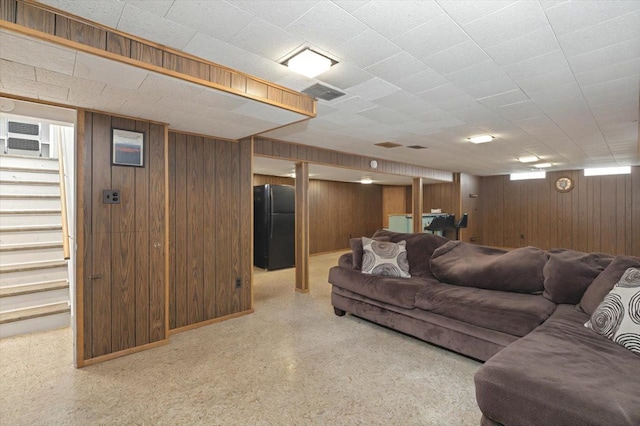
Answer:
xmin=555 ymin=177 xmax=574 ymax=193
xmin=370 ymin=160 xmax=378 ymax=169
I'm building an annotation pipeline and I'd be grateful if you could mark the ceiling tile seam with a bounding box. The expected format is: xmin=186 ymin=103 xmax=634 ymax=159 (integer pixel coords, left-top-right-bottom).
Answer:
xmin=538 ymin=1 xmax=618 ymax=163
xmin=160 ymin=1 xmax=177 ymax=19
xmin=434 ymin=0 xmax=517 ymax=27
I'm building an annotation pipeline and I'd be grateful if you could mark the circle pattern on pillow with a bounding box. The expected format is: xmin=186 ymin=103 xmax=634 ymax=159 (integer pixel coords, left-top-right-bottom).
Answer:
xmin=371 ymin=241 xmax=399 ymax=258
xmin=586 ymin=267 xmax=640 ymax=355
xmin=360 ymin=237 xmax=411 ymax=278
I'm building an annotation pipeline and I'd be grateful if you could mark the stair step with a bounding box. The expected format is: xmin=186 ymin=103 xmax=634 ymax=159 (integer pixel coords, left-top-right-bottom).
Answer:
xmin=0 ymin=225 xmax=62 ymax=233
xmin=0 ymin=302 xmax=70 ymax=324
xmin=0 ymin=266 xmax=69 ymax=287
xmin=0 ymin=259 xmax=67 ymax=274
xmin=0 ymin=166 xmax=59 ymax=174
xmin=0 ymin=156 xmax=59 ymax=174
xmin=0 ymin=211 xmax=62 ymax=226
xmin=0 ymin=195 xmax=61 ymax=210
xmin=0 ymin=241 xmax=63 ymax=252
xmin=0 ymin=183 xmax=60 ymax=196
xmin=0 ymin=209 xmax=61 ymax=215
xmin=0 ymin=194 xmax=59 ymax=199
xmin=0 ymin=279 xmax=69 ymax=297
xmin=0 ymin=179 xmax=59 ymax=186
xmin=0 ymin=169 xmax=60 ymax=183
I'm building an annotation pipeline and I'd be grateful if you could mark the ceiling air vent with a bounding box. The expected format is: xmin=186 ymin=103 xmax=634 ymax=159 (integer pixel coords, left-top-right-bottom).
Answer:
xmin=406 ymin=145 xmax=428 ymax=149
xmin=301 ymin=83 xmax=345 ymax=101
xmin=375 ymin=141 xmax=403 ymax=148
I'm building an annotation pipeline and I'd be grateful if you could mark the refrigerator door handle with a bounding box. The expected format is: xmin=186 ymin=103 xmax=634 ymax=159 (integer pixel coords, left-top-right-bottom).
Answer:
xmin=269 ymin=187 xmax=274 ymax=240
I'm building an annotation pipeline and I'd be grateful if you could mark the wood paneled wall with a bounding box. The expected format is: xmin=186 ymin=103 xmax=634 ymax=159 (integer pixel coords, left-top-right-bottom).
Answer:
xmin=382 ymin=186 xmax=408 ymax=228
xmin=168 ymin=132 xmax=252 ymax=331
xmin=423 ymin=181 xmax=460 ymax=216
xmin=254 ymin=175 xmax=383 ymax=254
xmin=480 ymin=167 xmax=640 ymax=256
xmin=79 ymin=111 xmax=166 ymax=363
xmin=460 ymin=173 xmax=482 ymax=243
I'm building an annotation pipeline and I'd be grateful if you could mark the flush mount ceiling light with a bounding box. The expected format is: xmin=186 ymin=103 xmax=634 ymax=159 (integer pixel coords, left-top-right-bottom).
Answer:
xmin=360 ymin=178 xmax=373 ymax=184
xmin=584 ymin=166 xmax=631 ymax=176
xmin=284 ymin=48 xmax=336 ymax=78
xmin=518 ymin=155 xmax=539 ymax=163
xmin=467 ymin=134 xmax=494 ymax=144
xmin=510 ymin=171 xmax=546 ymax=181
xmin=533 ymin=162 xmax=552 ymax=168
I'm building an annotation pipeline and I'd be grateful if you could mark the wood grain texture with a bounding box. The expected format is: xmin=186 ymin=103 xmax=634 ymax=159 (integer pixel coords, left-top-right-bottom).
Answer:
xmin=202 ymin=137 xmax=217 ymax=320
xmin=382 ymin=186 xmax=407 ymax=228
xmin=106 ymin=31 xmax=130 ymax=57
xmin=480 ymin=167 xmax=640 ymax=256
xmin=215 ymin=140 xmax=232 ymax=316
xmin=239 ymin=138 xmax=253 ymax=311
xmin=186 ymin=135 xmax=204 ymax=324
xmin=55 ymin=15 xmax=106 ymax=49
xmin=16 ymin=1 xmax=53 ymax=33
xmin=459 ymin=173 xmax=481 ymax=243
xmin=412 ymin=178 xmax=423 ymax=234
xmin=295 ymin=162 xmax=309 ymax=292
xmin=0 ymin=0 xmax=17 ymax=23
xmin=131 ymin=40 xmax=163 ymax=67
xmin=134 ymin=120 xmax=150 ymax=346
xmin=164 ymin=52 xmax=210 ymax=81
xmin=78 ymin=109 xmax=91 ymax=365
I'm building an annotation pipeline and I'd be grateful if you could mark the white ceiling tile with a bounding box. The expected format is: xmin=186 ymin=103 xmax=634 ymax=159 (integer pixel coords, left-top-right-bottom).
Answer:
xmin=0 ymin=75 xmax=68 ymax=101
xmin=558 ymin=11 xmax=640 ymax=57
xmin=0 ymin=31 xmax=76 ymax=75
xmin=444 ymin=60 xmax=506 ymax=88
xmin=234 ymin=101 xmax=306 ymax=125
xmin=284 ymin=1 xmax=368 ymax=51
xmin=182 ymin=32 xmax=246 ymax=68
xmin=68 ymin=87 xmax=125 ymax=111
xmin=38 ymin=0 xmax=124 ymax=27
xmin=330 ymin=30 xmax=401 ymax=69
xmin=353 ymin=1 xmax=445 ymax=39
xmin=331 ymin=0 xmax=370 ymax=13
xmin=118 ymin=4 xmax=196 ymax=50
xmin=316 ymin=62 xmax=374 ymax=90
xmin=372 ymin=91 xmax=426 ymax=111
xmin=436 ymin=0 xmax=517 ymax=26
xmin=545 ymin=0 xmax=640 ymax=37
xmin=483 ymin=27 xmax=560 ymax=66
xmin=228 ymin=18 xmax=304 ymax=60
xmin=514 ymin=67 xmax=576 ymax=94
xmin=574 ymin=58 xmax=640 ymax=87
xmin=477 ymin=89 xmax=529 ymax=109
xmin=422 ymin=41 xmax=490 ymax=75
xmin=364 ymin=52 xmax=426 ymax=83
xmin=137 ymin=73 xmax=204 ymax=100
xmin=193 ymin=89 xmax=248 ymax=111
xmin=463 ymin=1 xmax=549 ymax=48
xmin=74 ymin=52 xmax=148 ymax=91
xmin=330 ymin=95 xmax=377 ymax=113
xmin=232 ymin=1 xmax=321 ymax=28
xmin=462 ymin=76 xmax=519 ymax=99
xmin=503 ymin=49 xmax=569 ymax=82
xmin=36 ymin=68 xmax=105 ymax=94
xmin=166 ymin=1 xmax=254 ymax=42
xmin=357 ymin=107 xmax=411 ymax=125
xmin=346 ymin=77 xmax=400 ymax=101
xmin=496 ymin=100 xmax=544 ymax=122
xmin=394 ymin=69 xmax=449 ymax=93
xmin=567 ymin=37 xmax=640 ymax=73
xmin=540 ymin=1 xmax=569 ymax=11
xmin=123 ymin=0 xmax=174 ymax=17
xmin=0 ymin=59 xmax=35 ymax=81
xmin=274 ymin=72 xmax=315 ymax=91
xmin=392 ymin=14 xmax=469 ymax=59
xmin=417 ymin=84 xmax=476 ymax=111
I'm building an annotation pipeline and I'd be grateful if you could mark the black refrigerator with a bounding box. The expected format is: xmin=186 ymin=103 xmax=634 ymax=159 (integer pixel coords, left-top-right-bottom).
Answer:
xmin=254 ymin=184 xmax=295 ymax=270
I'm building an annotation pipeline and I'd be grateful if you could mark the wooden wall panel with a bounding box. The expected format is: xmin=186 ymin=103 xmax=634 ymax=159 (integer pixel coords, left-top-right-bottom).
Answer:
xmin=55 ymin=15 xmax=106 ymax=49
xmin=460 ymin=173 xmax=481 ymax=243
xmin=15 ymin=1 xmax=54 ymax=33
xmin=80 ymin=111 xmax=167 ymax=362
xmin=0 ymin=0 xmax=17 ymax=23
xmin=168 ymin=133 xmax=252 ymax=330
xmin=382 ymin=186 xmax=407 ymax=228
xmin=480 ymin=167 xmax=640 ymax=256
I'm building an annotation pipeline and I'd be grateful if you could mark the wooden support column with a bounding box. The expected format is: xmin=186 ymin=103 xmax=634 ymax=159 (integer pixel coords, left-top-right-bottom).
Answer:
xmin=295 ymin=162 xmax=309 ymax=292
xmin=412 ymin=177 xmax=423 ymax=234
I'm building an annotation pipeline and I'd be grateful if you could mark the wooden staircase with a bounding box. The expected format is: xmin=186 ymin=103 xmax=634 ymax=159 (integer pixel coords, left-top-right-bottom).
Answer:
xmin=0 ymin=154 xmax=70 ymax=338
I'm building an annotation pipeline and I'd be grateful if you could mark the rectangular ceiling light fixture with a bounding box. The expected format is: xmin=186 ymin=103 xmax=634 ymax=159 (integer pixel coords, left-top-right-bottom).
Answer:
xmin=584 ymin=166 xmax=631 ymax=176
xmin=510 ymin=171 xmax=546 ymax=181
xmin=284 ymin=48 xmax=336 ymax=78
xmin=467 ymin=134 xmax=494 ymax=144
xmin=518 ymin=155 xmax=539 ymax=163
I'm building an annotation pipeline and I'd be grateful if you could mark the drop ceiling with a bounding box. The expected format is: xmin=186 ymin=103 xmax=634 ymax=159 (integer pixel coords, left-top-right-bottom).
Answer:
xmin=2 ymin=0 xmax=639 ymax=176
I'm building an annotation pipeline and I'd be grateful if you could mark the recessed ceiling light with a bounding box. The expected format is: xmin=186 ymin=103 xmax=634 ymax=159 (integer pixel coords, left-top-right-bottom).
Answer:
xmin=467 ymin=135 xmax=494 ymax=144
xmin=518 ymin=155 xmax=539 ymax=163
xmin=510 ymin=171 xmax=546 ymax=181
xmin=584 ymin=166 xmax=631 ymax=176
xmin=360 ymin=178 xmax=373 ymax=184
xmin=533 ymin=162 xmax=552 ymax=168
xmin=284 ymin=48 xmax=335 ymax=78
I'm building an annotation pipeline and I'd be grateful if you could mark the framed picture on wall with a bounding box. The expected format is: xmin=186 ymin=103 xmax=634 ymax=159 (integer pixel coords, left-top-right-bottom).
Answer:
xmin=112 ymin=128 xmax=144 ymax=167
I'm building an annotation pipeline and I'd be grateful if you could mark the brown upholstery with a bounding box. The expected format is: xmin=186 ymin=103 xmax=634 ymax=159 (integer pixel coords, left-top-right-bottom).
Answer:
xmin=580 ymin=255 xmax=640 ymax=315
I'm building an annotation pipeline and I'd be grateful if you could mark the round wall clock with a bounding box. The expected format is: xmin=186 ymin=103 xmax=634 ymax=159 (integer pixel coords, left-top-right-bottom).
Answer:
xmin=370 ymin=160 xmax=378 ymax=169
xmin=555 ymin=177 xmax=574 ymax=193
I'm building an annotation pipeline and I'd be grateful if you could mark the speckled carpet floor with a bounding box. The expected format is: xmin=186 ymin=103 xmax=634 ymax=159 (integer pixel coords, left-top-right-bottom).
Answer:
xmin=0 ymin=251 xmax=482 ymax=425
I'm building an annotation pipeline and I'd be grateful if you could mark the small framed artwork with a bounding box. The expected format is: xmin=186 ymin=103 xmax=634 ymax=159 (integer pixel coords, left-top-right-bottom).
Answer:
xmin=112 ymin=128 xmax=144 ymax=167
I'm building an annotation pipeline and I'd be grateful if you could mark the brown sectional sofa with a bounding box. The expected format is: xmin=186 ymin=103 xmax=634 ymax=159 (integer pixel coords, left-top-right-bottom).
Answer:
xmin=328 ymin=230 xmax=640 ymax=426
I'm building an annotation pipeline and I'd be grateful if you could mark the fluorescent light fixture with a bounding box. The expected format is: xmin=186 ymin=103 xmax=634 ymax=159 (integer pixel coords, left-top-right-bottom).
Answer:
xmin=518 ymin=155 xmax=539 ymax=163
xmin=360 ymin=178 xmax=373 ymax=184
xmin=533 ymin=162 xmax=552 ymax=168
xmin=510 ymin=171 xmax=546 ymax=181
xmin=286 ymin=49 xmax=333 ymax=78
xmin=584 ymin=166 xmax=631 ymax=176
xmin=467 ymin=134 xmax=494 ymax=144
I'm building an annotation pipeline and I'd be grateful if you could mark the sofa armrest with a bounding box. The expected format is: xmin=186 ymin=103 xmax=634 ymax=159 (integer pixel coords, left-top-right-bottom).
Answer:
xmin=338 ymin=253 xmax=353 ymax=269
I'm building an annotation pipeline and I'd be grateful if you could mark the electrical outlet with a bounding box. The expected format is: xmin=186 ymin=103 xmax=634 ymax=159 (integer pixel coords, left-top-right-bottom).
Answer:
xmin=103 ymin=189 xmax=121 ymax=204
xmin=235 ymin=278 xmax=241 ymax=289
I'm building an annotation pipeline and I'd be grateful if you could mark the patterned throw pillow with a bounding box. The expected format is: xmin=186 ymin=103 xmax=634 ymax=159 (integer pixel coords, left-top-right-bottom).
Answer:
xmin=585 ymin=267 xmax=640 ymax=355
xmin=361 ymin=237 xmax=411 ymax=278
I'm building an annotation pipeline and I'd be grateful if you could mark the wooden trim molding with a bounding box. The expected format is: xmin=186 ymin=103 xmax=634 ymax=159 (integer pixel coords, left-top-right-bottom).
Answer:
xmin=254 ymin=136 xmax=453 ymax=182
xmin=295 ymin=162 xmax=310 ymax=292
xmin=82 ymin=339 xmax=169 ymax=366
xmin=0 ymin=0 xmax=316 ymax=117
xmin=169 ymin=309 xmax=254 ymax=335
xmin=74 ymin=108 xmax=85 ymax=368
xmin=412 ymin=178 xmax=424 ymax=233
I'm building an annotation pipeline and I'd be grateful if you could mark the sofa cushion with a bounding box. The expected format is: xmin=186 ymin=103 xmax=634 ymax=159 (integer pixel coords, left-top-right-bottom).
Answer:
xmin=414 ymin=282 xmax=556 ymax=337
xmin=543 ymin=248 xmax=613 ymax=304
xmin=372 ymin=230 xmax=449 ymax=279
xmin=361 ymin=238 xmax=410 ymax=278
xmin=429 ymin=241 xmax=547 ymax=293
xmin=580 ymin=255 xmax=640 ymax=315
xmin=474 ymin=305 xmax=640 ymax=426
xmin=350 ymin=236 xmax=390 ymax=271
xmin=586 ymin=267 xmax=640 ymax=355
xmin=328 ymin=265 xmax=431 ymax=309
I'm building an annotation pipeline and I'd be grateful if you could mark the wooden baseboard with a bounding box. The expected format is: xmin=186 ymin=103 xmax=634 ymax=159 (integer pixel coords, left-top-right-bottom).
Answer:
xmin=80 ymin=338 xmax=169 ymax=367
xmin=169 ymin=309 xmax=254 ymax=335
